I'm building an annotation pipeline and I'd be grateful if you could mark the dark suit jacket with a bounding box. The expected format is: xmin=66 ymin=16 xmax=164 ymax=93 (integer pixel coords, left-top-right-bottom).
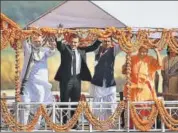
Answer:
xmin=54 ymin=39 xmax=102 ymax=82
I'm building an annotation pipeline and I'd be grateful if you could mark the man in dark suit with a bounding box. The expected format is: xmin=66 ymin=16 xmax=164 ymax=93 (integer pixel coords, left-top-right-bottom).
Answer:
xmin=55 ymin=33 xmax=101 ymax=128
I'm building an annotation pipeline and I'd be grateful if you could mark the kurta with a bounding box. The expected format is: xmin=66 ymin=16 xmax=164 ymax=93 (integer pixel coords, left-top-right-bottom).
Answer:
xmin=20 ymin=40 xmax=55 ymax=128
xmin=90 ymin=44 xmax=120 ymax=120
xmin=20 ymin=40 xmax=55 ymax=102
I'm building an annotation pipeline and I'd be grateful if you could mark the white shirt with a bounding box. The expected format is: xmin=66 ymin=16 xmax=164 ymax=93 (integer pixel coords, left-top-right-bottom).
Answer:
xmin=56 ymin=37 xmax=81 ymax=75
xmin=71 ymin=49 xmax=81 ymax=75
xmin=21 ymin=40 xmax=56 ymax=81
xmin=20 ymin=40 xmax=54 ymax=103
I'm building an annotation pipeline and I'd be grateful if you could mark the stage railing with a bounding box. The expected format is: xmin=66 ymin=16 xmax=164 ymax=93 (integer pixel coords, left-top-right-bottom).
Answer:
xmin=1 ymin=100 xmax=178 ymax=132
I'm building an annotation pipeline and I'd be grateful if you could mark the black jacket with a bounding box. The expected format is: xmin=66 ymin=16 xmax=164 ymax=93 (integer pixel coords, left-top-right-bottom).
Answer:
xmin=91 ymin=47 xmax=116 ymax=87
xmin=54 ymin=39 xmax=102 ymax=82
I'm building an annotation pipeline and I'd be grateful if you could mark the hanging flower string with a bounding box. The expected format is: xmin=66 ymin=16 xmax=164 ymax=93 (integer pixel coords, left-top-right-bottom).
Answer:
xmin=1 ymin=94 xmax=178 ymax=131
xmin=1 ymin=13 xmax=178 ymax=53
xmin=1 ymin=13 xmax=178 ymax=132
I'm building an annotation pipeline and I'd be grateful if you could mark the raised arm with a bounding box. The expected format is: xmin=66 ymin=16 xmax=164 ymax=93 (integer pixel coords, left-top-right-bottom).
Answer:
xmin=22 ymin=39 xmax=32 ymax=55
xmin=55 ymin=35 xmax=66 ymax=52
xmin=84 ymin=39 xmax=102 ymax=53
xmin=45 ymin=40 xmax=56 ymax=57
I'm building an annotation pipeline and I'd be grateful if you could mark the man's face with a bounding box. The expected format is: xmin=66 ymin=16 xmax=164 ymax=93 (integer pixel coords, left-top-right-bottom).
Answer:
xmin=32 ymin=36 xmax=42 ymax=47
xmin=103 ymin=37 xmax=112 ymax=48
xmin=138 ymin=47 xmax=148 ymax=58
xmin=71 ymin=37 xmax=79 ymax=49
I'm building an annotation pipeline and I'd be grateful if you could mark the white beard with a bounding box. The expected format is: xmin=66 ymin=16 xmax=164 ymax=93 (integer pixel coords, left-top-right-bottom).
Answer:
xmin=31 ymin=44 xmax=45 ymax=61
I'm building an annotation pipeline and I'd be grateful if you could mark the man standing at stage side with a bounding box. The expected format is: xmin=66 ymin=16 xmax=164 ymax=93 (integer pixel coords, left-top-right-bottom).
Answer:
xmin=20 ymin=35 xmax=56 ymax=130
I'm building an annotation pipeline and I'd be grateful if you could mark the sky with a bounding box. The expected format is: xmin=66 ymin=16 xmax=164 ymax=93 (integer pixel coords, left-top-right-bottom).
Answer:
xmin=93 ymin=1 xmax=178 ymax=28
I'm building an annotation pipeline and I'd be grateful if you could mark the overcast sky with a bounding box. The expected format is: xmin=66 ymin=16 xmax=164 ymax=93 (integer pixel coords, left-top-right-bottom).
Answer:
xmin=93 ymin=1 xmax=178 ymax=28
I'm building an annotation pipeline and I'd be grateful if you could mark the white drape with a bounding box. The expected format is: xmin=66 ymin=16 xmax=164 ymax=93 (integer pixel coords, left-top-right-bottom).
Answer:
xmin=89 ymin=84 xmax=117 ymax=120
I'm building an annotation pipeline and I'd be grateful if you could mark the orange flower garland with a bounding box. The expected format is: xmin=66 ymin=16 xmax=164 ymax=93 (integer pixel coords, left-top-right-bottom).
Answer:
xmin=1 ymin=94 xmax=178 ymax=132
xmin=84 ymin=97 xmax=125 ymax=131
xmin=1 ymin=13 xmax=178 ymax=54
xmin=14 ymin=41 xmax=21 ymax=102
xmin=1 ymin=12 xmax=178 ymax=132
xmin=1 ymin=96 xmax=42 ymax=132
xmin=130 ymin=103 xmax=158 ymax=131
xmin=1 ymin=13 xmax=20 ymax=29
xmin=155 ymin=99 xmax=178 ymax=131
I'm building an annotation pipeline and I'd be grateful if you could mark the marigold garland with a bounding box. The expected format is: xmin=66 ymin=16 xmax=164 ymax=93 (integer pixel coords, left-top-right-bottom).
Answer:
xmin=130 ymin=103 xmax=158 ymax=131
xmin=155 ymin=99 xmax=178 ymax=131
xmin=1 ymin=94 xmax=178 ymax=132
xmin=1 ymin=13 xmax=20 ymax=29
xmin=124 ymin=53 xmax=132 ymax=130
xmin=84 ymin=97 xmax=125 ymax=131
xmin=14 ymin=41 xmax=21 ymax=102
xmin=40 ymin=103 xmax=83 ymax=132
xmin=130 ymin=103 xmax=158 ymax=125
xmin=1 ymin=12 xmax=178 ymax=132
xmin=1 ymin=24 xmax=178 ymax=54
xmin=1 ymin=97 xmax=42 ymax=132
xmin=1 ymin=13 xmax=178 ymax=53
xmin=115 ymin=28 xmax=144 ymax=53
xmin=141 ymin=29 xmax=168 ymax=50
xmin=167 ymin=30 xmax=178 ymax=53
xmin=156 ymin=100 xmax=178 ymax=125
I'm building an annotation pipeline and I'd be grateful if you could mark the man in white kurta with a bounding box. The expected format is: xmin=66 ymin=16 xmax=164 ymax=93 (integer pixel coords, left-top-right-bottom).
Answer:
xmin=90 ymin=37 xmax=121 ymax=120
xmin=20 ymin=36 xmax=55 ymax=129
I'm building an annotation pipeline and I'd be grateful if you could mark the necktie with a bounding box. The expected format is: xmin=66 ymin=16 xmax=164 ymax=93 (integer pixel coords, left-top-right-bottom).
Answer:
xmin=72 ymin=50 xmax=76 ymax=76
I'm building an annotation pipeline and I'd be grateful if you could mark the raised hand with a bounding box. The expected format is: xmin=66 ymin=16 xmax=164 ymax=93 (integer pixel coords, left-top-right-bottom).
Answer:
xmin=55 ymin=27 xmax=64 ymax=39
xmin=48 ymin=40 xmax=57 ymax=50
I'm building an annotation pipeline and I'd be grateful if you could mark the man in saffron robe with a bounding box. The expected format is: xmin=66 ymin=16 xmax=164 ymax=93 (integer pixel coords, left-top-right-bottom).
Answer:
xmin=122 ymin=46 xmax=162 ymax=128
xmin=123 ymin=46 xmax=162 ymax=101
